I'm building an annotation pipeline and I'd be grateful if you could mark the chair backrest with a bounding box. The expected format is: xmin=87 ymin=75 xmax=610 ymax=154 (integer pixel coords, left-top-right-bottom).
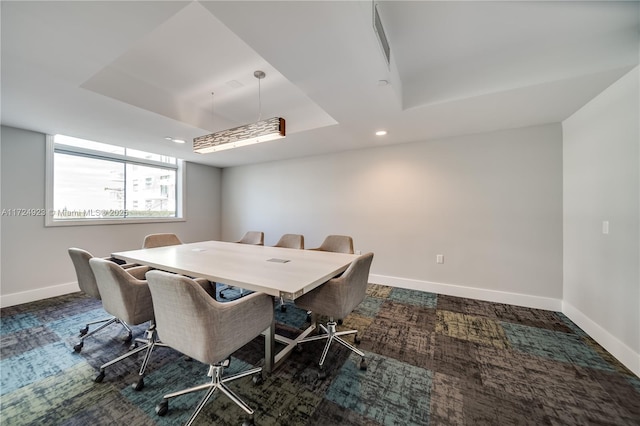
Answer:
xmin=339 ymin=252 xmax=374 ymax=311
xmin=236 ymin=231 xmax=264 ymax=245
xmin=146 ymin=270 xmax=274 ymax=365
xmin=273 ymin=234 xmax=304 ymax=249
xmin=89 ymin=258 xmax=154 ymax=326
xmin=313 ymin=235 xmax=354 ymax=254
xmin=142 ymin=233 xmax=182 ymax=248
xmin=68 ymin=248 xmax=101 ymax=300
xmin=296 ymin=252 xmax=373 ymax=320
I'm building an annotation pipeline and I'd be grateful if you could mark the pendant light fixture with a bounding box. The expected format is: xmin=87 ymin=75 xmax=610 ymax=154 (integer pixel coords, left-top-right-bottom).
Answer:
xmin=193 ymin=70 xmax=286 ymax=154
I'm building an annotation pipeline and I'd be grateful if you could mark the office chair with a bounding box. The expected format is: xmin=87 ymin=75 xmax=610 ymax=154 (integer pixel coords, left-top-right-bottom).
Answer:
xmin=142 ymin=233 xmax=182 ymax=248
xmin=68 ymin=248 xmax=140 ymax=353
xmin=89 ymin=257 xmax=167 ymax=390
xmin=219 ymin=231 xmax=264 ymax=300
xmin=304 ymin=234 xmax=355 ymax=321
xmin=236 ymin=231 xmax=264 ymax=245
xmin=273 ymin=234 xmax=305 ymax=312
xmin=294 ymin=252 xmax=374 ymax=379
xmin=274 ymin=233 xmax=304 ymax=250
xmin=309 ymin=235 xmax=354 ymax=254
xmin=146 ymin=270 xmax=273 ymax=426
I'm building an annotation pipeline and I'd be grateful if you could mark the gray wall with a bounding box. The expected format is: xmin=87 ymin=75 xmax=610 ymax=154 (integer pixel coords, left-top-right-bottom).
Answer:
xmin=563 ymin=66 xmax=639 ymax=374
xmin=0 ymin=125 xmax=222 ymax=306
xmin=221 ymin=123 xmax=564 ymax=309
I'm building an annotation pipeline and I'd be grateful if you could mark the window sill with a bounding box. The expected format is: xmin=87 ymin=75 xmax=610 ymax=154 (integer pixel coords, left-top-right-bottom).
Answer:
xmin=44 ymin=217 xmax=186 ymax=227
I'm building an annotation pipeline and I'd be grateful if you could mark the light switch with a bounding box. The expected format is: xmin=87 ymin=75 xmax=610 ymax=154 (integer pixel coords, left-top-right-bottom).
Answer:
xmin=602 ymin=220 xmax=609 ymax=235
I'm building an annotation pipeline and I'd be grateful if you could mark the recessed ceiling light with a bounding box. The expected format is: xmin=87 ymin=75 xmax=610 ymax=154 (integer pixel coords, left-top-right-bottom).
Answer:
xmin=165 ymin=137 xmax=185 ymax=144
xmin=375 ymin=130 xmax=387 ymax=136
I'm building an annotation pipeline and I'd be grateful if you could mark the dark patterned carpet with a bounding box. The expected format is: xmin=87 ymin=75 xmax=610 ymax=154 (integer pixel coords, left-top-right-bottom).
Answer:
xmin=1 ymin=284 xmax=639 ymax=425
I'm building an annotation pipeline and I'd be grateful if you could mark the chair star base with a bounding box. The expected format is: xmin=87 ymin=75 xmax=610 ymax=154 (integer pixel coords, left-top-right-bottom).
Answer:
xmin=75 ymin=317 xmax=132 ymax=353
xmin=297 ymin=320 xmax=367 ymax=378
xmin=156 ymin=361 xmax=262 ymax=426
xmin=93 ymin=325 xmax=167 ymax=391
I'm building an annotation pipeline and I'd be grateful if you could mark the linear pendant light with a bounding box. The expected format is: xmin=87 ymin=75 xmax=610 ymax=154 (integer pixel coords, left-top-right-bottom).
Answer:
xmin=193 ymin=116 xmax=285 ymax=153
xmin=193 ymin=71 xmax=286 ymax=154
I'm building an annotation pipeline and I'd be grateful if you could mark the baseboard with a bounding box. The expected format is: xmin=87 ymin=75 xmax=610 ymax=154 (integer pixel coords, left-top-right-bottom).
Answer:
xmin=562 ymin=301 xmax=640 ymax=377
xmin=370 ymin=274 xmax=563 ymax=312
xmin=0 ymin=281 xmax=79 ymax=308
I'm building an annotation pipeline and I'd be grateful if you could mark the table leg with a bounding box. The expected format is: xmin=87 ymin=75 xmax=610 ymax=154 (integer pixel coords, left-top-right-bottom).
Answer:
xmin=264 ymin=302 xmax=276 ymax=373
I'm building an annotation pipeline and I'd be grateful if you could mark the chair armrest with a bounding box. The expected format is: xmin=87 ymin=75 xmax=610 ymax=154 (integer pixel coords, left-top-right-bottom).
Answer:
xmin=212 ymin=291 xmax=274 ymax=329
xmin=101 ymin=256 xmax=138 ymax=269
xmin=193 ymin=278 xmax=216 ymax=298
xmin=126 ymin=265 xmax=152 ymax=280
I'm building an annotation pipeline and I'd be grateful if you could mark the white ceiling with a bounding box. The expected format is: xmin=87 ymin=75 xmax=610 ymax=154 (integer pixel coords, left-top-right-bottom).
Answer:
xmin=2 ymin=1 xmax=638 ymax=168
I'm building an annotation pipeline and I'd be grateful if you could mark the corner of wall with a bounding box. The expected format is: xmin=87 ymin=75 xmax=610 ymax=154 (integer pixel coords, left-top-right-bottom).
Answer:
xmin=562 ymin=300 xmax=640 ymax=377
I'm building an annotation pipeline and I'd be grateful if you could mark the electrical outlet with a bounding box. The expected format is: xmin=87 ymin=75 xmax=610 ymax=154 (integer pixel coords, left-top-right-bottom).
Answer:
xmin=436 ymin=254 xmax=444 ymax=264
xmin=355 ymin=249 xmax=362 ymax=255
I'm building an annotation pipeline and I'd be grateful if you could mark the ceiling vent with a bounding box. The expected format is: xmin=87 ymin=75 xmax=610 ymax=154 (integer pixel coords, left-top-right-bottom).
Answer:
xmin=373 ymin=3 xmax=391 ymax=67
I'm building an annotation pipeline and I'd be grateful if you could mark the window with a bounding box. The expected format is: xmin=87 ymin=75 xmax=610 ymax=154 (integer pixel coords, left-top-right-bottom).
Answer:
xmin=46 ymin=134 xmax=184 ymax=226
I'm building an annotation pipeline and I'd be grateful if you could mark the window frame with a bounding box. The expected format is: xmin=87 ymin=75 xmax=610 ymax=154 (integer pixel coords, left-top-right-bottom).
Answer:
xmin=45 ymin=135 xmax=186 ymax=227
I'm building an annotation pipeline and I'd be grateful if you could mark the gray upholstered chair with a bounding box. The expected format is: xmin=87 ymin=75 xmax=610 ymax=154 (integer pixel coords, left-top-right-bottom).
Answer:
xmin=310 ymin=234 xmax=354 ymax=254
xmin=68 ymin=248 xmax=139 ymax=353
xmin=146 ymin=270 xmax=273 ymax=426
xmin=236 ymin=231 xmax=264 ymax=246
xmin=142 ymin=233 xmax=182 ymax=248
xmin=273 ymin=234 xmax=305 ymax=311
xmin=294 ymin=252 xmax=374 ymax=379
xmin=88 ymin=257 xmax=167 ymax=390
xmin=273 ymin=233 xmax=304 ymax=250
xmin=304 ymin=235 xmax=355 ymax=321
xmin=219 ymin=231 xmax=265 ymax=300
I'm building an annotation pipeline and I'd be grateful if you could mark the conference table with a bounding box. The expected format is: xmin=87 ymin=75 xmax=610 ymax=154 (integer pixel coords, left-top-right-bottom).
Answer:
xmin=111 ymin=240 xmax=359 ymax=373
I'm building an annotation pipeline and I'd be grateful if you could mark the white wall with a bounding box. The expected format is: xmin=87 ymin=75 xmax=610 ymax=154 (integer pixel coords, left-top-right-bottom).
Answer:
xmin=222 ymin=123 xmax=564 ymax=310
xmin=0 ymin=126 xmax=222 ymax=307
xmin=563 ymin=66 xmax=640 ymax=375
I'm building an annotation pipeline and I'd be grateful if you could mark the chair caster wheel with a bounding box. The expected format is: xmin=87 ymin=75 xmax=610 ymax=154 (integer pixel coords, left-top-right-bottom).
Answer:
xmin=354 ymin=334 xmax=361 ymax=344
xmin=317 ymin=369 xmax=327 ymax=380
xmin=79 ymin=326 xmax=89 ymax=336
xmin=128 ymin=342 xmax=138 ymax=351
xmin=359 ymin=358 xmax=367 ymax=371
xmin=280 ymin=304 xmax=287 ymax=312
xmin=132 ymin=377 xmax=144 ymax=391
xmin=242 ymin=418 xmax=255 ymax=426
xmin=337 ymin=319 xmax=343 ymax=325
xmin=155 ymin=400 xmax=168 ymax=416
xmin=124 ymin=332 xmax=133 ymax=343
xmin=94 ymin=370 xmax=105 ymax=383
xmin=252 ymin=374 xmax=263 ymax=385
xmin=74 ymin=342 xmax=83 ymax=353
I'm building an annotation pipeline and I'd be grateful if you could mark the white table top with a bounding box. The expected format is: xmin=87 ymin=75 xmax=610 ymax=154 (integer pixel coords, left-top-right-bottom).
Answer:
xmin=112 ymin=240 xmax=360 ymax=299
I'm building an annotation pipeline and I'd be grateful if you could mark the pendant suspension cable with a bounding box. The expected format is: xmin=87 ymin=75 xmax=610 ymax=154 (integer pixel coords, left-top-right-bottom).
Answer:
xmin=258 ymin=77 xmax=262 ymax=121
xmin=254 ymin=70 xmax=266 ymax=122
xmin=211 ymin=92 xmax=215 ymax=128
